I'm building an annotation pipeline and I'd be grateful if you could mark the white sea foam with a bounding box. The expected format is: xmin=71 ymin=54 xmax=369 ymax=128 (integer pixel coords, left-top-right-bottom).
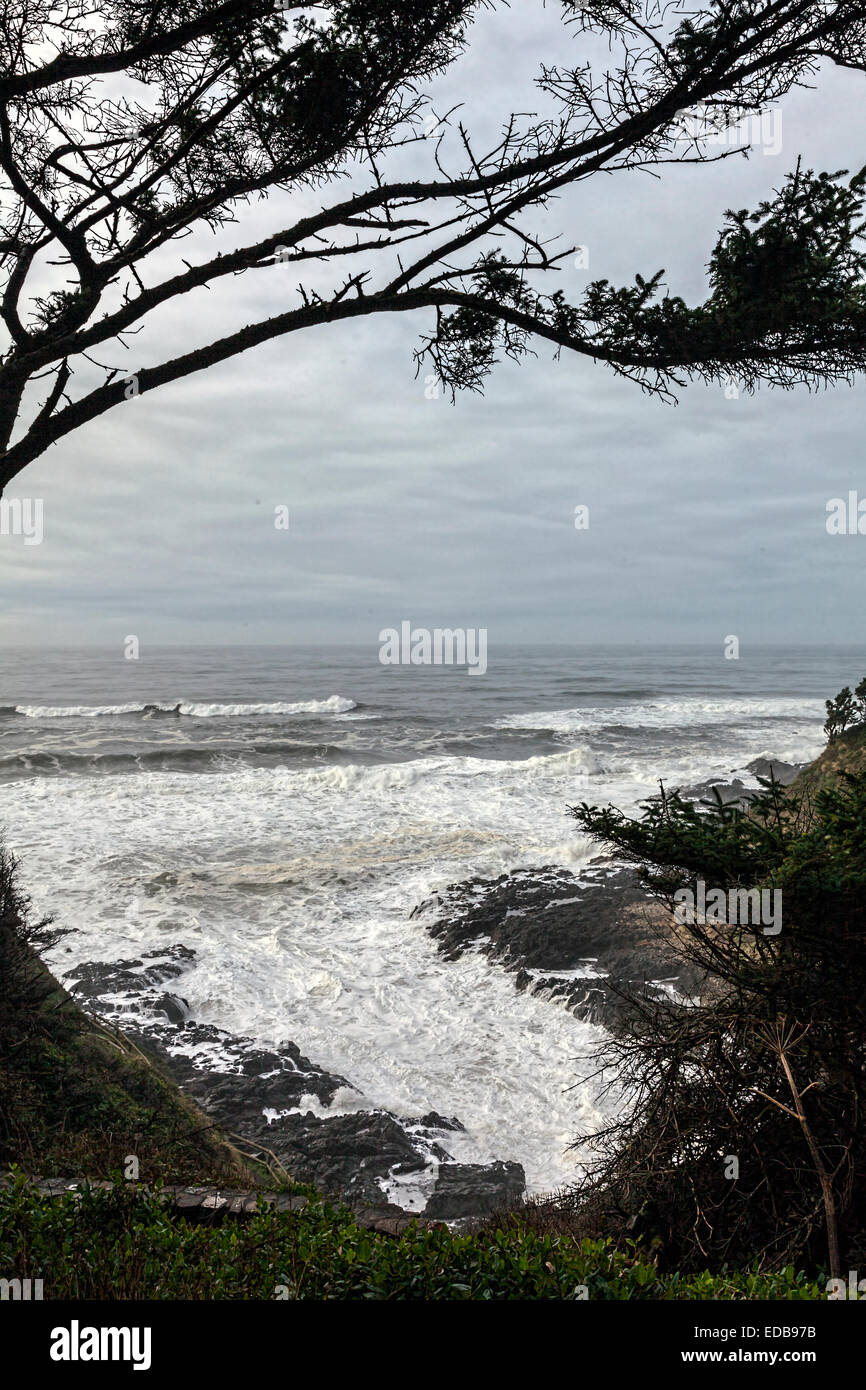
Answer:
xmin=263 ymin=1087 xmax=366 ymax=1123
xmin=496 ymin=695 xmax=824 ymax=734
xmin=15 ymin=703 xmax=148 ymax=718
xmin=0 ymin=690 xmax=824 ymax=1193
xmin=1 ymin=749 xmax=618 ymax=1191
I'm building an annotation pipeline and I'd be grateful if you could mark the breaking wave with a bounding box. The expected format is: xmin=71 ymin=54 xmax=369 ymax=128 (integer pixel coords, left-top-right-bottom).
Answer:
xmin=12 ymin=695 xmax=357 ymax=719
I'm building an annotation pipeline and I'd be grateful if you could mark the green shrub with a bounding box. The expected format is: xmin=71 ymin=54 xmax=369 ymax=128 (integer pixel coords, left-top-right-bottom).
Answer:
xmin=0 ymin=1179 xmax=826 ymax=1301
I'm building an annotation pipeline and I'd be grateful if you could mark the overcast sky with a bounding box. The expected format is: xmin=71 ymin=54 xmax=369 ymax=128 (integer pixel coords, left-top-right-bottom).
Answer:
xmin=2 ymin=3 xmax=866 ymax=649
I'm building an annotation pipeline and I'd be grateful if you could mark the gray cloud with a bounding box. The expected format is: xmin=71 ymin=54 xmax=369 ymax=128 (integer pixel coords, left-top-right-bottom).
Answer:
xmin=2 ymin=5 xmax=866 ymax=648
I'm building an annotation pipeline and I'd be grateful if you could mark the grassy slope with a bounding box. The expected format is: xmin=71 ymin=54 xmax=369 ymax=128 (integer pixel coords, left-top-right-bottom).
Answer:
xmin=1 ymin=940 xmax=253 ymax=1185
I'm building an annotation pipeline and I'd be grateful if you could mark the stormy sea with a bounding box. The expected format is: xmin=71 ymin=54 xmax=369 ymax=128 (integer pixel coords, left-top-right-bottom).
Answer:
xmin=0 ymin=644 xmax=849 ymax=1217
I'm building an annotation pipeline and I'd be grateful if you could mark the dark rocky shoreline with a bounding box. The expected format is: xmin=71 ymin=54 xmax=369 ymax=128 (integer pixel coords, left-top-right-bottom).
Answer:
xmin=64 ymin=943 xmax=525 ymax=1220
xmin=61 ymin=755 xmax=802 ymax=1220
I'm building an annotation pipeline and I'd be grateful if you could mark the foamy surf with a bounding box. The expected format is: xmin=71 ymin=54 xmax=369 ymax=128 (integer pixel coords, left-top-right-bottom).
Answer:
xmin=0 ymin=644 xmax=835 ymax=1196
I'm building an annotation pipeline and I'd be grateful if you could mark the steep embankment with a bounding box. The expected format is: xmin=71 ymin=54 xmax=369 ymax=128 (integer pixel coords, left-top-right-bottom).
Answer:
xmin=788 ymin=724 xmax=866 ymax=800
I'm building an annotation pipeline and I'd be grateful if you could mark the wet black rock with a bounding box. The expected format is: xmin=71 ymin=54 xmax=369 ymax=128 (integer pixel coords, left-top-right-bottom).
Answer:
xmin=169 ymin=1030 xmax=350 ymax=1117
xmin=409 ymin=1112 xmax=466 ymax=1133
xmin=424 ymin=1160 xmax=526 ymax=1220
xmin=413 ymin=860 xmax=701 ymax=1028
xmin=684 ymin=756 xmax=804 ymax=806
xmin=152 ymin=992 xmax=190 ymax=1025
xmin=261 ymin=1110 xmax=435 ymax=1206
xmin=745 ymin=756 xmax=802 ymax=785
xmin=65 ymin=943 xmax=195 ymax=1005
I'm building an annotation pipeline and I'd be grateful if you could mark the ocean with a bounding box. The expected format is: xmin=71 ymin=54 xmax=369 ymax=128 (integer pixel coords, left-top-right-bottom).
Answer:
xmin=0 ymin=643 xmax=854 ymax=1195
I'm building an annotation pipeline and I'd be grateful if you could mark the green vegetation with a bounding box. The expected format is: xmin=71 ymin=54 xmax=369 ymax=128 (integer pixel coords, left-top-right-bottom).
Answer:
xmin=824 ymin=677 xmax=866 ymax=740
xmin=568 ymin=744 xmax=866 ymax=1280
xmin=795 ymin=707 xmax=866 ymax=801
xmin=0 ymin=1178 xmax=825 ymax=1300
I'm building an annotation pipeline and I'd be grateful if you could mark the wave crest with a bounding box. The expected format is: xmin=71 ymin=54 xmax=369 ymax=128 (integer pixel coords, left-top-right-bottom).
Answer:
xmin=13 ymin=695 xmax=357 ymax=719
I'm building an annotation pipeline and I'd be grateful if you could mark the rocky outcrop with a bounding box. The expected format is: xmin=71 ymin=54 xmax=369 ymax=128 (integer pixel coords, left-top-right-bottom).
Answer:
xmin=413 ymin=860 xmax=699 ymax=1028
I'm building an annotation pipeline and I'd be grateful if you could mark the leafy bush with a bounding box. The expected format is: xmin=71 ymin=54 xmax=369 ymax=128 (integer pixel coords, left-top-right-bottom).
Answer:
xmin=0 ymin=1178 xmax=825 ymax=1301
